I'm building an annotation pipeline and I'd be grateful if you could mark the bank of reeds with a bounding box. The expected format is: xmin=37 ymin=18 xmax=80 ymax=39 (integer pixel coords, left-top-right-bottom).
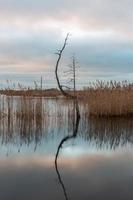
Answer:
xmin=81 ymin=81 xmax=133 ymax=117
xmin=0 ymin=80 xmax=132 ymax=118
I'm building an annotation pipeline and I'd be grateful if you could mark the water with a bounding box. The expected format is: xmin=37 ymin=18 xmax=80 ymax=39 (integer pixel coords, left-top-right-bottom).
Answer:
xmin=0 ymin=97 xmax=133 ymax=200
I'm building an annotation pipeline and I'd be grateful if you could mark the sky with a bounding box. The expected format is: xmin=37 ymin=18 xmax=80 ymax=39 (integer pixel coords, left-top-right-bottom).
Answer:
xmin=0 ymin=0 xmax=133 ymax=89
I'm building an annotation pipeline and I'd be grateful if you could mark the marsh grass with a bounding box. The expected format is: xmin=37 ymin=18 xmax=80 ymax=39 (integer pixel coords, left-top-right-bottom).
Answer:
xmin=81 ymin=81 xmax=133 ymax=117
xmin=0 ymin=80 xmax=132 ymax=117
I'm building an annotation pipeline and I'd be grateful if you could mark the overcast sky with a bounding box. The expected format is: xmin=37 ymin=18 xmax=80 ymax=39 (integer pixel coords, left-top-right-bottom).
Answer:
xmin=0 ymin=0 xmax=133 ymax=88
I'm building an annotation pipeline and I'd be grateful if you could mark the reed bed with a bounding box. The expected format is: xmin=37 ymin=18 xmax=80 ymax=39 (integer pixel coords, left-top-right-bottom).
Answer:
xmin=81 ymin=81 xmax=133 ymax=117
xmin=0 ymin=80 xmax=132 ymax=118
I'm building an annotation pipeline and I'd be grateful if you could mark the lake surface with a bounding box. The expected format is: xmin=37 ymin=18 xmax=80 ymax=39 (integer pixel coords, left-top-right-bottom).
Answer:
xmin=0 ymin=98 xmax=133 ymax=200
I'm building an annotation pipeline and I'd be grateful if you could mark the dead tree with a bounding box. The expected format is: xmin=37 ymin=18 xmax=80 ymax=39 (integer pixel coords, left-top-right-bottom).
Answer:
xmin=55 ymin=33 xmax=80 ymax=119
xmin=54 ymin=34 xmax=81 ymax=200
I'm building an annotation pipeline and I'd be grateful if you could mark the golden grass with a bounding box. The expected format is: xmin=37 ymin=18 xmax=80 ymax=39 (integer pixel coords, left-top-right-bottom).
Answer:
xmin=0 ymin=80 xmax=132 ymax=117
xmin=81 ymin=81 xmax=133 ymax=117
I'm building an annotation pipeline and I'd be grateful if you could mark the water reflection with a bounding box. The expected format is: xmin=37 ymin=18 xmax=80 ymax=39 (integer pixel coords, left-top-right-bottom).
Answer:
xmin=79 ymin=117 xmax=133 ymax=149
xmin=55 ymin=99 xmax=80 ymax=200
xmin=0 ymin=152 xmax=133 ymax=200
xmin=0 ymin=98 xmax=132 ymax=154
xmin=0 ymin=98 xmax=132 ymax=200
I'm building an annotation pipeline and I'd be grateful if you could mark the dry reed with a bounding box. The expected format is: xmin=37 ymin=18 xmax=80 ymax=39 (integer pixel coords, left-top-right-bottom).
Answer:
xmin=0 ymin=80 xmax=133 ymax=117
xmin=81 ymin=81 xmax=133 ymax=117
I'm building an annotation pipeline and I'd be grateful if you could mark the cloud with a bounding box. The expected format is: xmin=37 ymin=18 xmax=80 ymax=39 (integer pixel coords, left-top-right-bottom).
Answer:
xmin=0 ymin=0 xmax=133 ymax=33
xmin=0 ymin=0 xmax=132 ymax=87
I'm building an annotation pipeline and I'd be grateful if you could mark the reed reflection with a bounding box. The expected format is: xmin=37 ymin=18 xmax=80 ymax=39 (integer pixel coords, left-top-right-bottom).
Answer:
xmin=79 ymin=117 xmax=133 ymax=149
xmin=0 ymin=97 xmax=132 ymax=152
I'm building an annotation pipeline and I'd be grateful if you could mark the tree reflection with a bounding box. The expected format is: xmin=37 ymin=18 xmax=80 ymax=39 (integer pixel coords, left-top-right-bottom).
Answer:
xmin=55 ymin=100 xmax=80 ymax=200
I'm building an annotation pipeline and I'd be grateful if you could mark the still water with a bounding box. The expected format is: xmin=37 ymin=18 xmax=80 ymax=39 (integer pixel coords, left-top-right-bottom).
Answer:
xmin=0 ymin=98 xmax=133 ymax=200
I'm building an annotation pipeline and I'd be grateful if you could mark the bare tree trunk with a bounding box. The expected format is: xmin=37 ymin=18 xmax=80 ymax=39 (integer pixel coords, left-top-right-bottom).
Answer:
xmin=54 ymin=34 xmax=81 ymax=200
xmin=55 ymin=33 xmax=80 ymax=118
